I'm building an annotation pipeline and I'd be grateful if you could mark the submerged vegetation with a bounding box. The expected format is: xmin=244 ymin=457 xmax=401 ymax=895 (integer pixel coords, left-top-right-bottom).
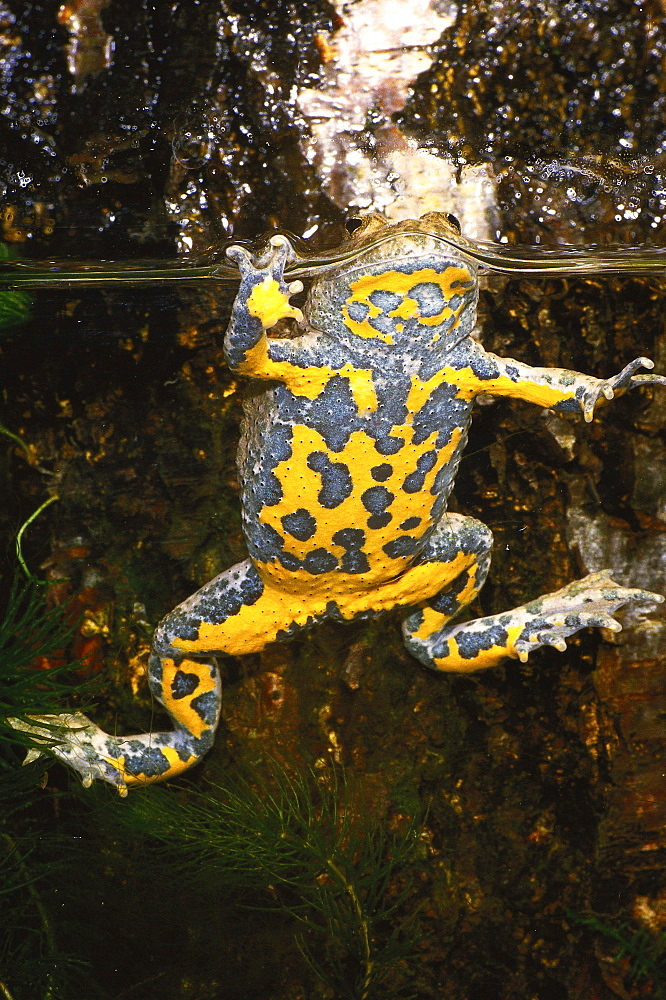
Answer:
xmin=568 ymin=911 xmax=666 ymax=999
xmin=0 ymin=574 xmax=83 ymax=729
xmin=110 ymin=763 xmax=425 ymax=1000
xmin=0 ymin=573 xmax=424 ymax=998
xmin=0 ymin=244 xmax=31 ymax=331
xmin=0 ymin=573 xmax=90 ymax=999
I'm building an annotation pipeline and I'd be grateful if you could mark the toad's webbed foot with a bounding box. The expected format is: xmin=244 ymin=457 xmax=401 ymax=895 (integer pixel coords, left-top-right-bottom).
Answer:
xmin=8 ymin=711 xmax=206 ymax=797
xmin=226 ymin=232 xmax=298 ymax=274
xmin=582 ymin=357 xmax=666 ymax=421
xmin=405 ymin=570 xmax=663 ymax=672
xmin=512 ymin=571 xmax=663 ymax=662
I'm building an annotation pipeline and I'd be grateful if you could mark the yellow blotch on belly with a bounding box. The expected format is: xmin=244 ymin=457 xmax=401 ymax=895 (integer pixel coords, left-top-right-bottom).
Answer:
xmin=238 ymin=342 xmax=378 ymax=413
xmin=279 ymin=363 xmax=378 ymax=412
xmin=342 ymin=265 xmax=475 ymax=343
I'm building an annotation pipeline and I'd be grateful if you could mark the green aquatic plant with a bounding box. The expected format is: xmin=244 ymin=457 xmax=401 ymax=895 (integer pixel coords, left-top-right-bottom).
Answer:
xmin=0 ymin=244 xmax=31 ymax=330
xmin=568 ymin=910 xmax=666 ymax=997
xmin=0 ymin=424 xmax=31 ymax=460
xmin=0 ymin=561 xmax=106 ymax=742
xmin=0 ymin=561 xmax=101 ymax=778
xmin=0 ymin=573 xmax=101 ymax=1000
xmin=0 ymin=576 xmax=80 ymax=728
xmin=112 ymin=762 xmax=424 ymax=999
xmin=13 ymin=496 xmax=59 ymax=585
xmin=0 ymin=827 xmax=92 ymax=1000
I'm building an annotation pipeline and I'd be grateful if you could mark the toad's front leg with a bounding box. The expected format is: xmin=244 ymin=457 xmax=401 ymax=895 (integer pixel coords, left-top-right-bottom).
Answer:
xmin=224 ymin=235 xmax=304 ymax=376
xmin=460 ymin=348 xmax=666 ymax=420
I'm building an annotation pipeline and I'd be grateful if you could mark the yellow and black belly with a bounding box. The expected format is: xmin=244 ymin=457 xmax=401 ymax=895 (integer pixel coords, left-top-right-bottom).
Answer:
xmin=238 ymin=367 xmax=473 ymax=599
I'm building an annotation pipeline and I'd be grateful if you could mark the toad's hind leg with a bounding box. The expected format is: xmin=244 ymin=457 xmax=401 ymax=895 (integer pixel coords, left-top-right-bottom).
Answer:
xmin=10 ymin=560 xmax=304 ymax=795
xmin=403 ymin=519 xmax=664 ymax=672
xmin=401 ymin=512 xmax=493 ymax=669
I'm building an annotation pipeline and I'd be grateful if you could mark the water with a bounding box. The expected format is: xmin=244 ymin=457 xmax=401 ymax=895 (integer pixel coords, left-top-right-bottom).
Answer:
xmin=4 ymin=224 xmax=666 ymax=290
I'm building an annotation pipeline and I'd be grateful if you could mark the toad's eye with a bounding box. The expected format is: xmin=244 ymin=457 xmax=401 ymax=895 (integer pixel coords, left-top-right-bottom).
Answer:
xmin=445 ymin=213 xmax=461 ymax=233
xmin=345 ymin=217 xmax=364 ymax=234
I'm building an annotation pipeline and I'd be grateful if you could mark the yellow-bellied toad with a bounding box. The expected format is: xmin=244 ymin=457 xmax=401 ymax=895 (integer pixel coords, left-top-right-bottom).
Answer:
xmin=13 ymin=213 xmax=666 ymax=794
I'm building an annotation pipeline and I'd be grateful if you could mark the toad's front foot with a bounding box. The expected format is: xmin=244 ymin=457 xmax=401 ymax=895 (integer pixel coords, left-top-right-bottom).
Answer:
xmin=8 ymin=712 xmax=203 ymax=796
xmin=513 ymin=571 xmax=664 ymax=662
xmin=226 ymin=235 xmax=303 ymax=329
xmin=582 ymin=358 xmax=666 ymax=421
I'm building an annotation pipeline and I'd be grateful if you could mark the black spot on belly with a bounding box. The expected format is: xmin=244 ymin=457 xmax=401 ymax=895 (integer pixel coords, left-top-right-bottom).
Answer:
xmin=403 ymin=450 xmax=438 ymax=493
xmin=383 ymin=536 xmax=418 ymax=558
xmin=308 ymin=452 xmax=353 ymax=509
xmin=332 ymin=527 xmax=370 ymax=573
xmin=367 ymin=289 xmax=403 ymax=336
xmin=367 ymin=512 xmax=392 ymax=529
xmin=412 ymin=381 xmax=466 ymax=446
xmin=304 ymin=375 xmax=358 ymax=451
xmin=369 ymin=289 xmax=402 ymax=308
xmin=303 ymin=548 xmax=339 ymax=574
xmin=281 ymin=508 xmax=317 ymax=541
xmin=370 ymin=463 xmax=393 ymax=481
xmin=346 ymin=301 xmax=368 ymax=323
xmin=409 ymin=281 xmax=446 ymax=318
xmin=171 ymin=670 xmax=199 ymax=699
xmin=400 ymin=516 xmax=421 ymax=530
xmin=332 ymin=527 xmax=365 ymax=547
xmin=191 ymin=691 xmax=219 ymax=725
xmin=375 ymin=435 xmax=404 ymax=455
xmin=361 ymin=485 xmax=394 ymax=513
xmin=279 ymin=551 xmax=301 ymax=571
